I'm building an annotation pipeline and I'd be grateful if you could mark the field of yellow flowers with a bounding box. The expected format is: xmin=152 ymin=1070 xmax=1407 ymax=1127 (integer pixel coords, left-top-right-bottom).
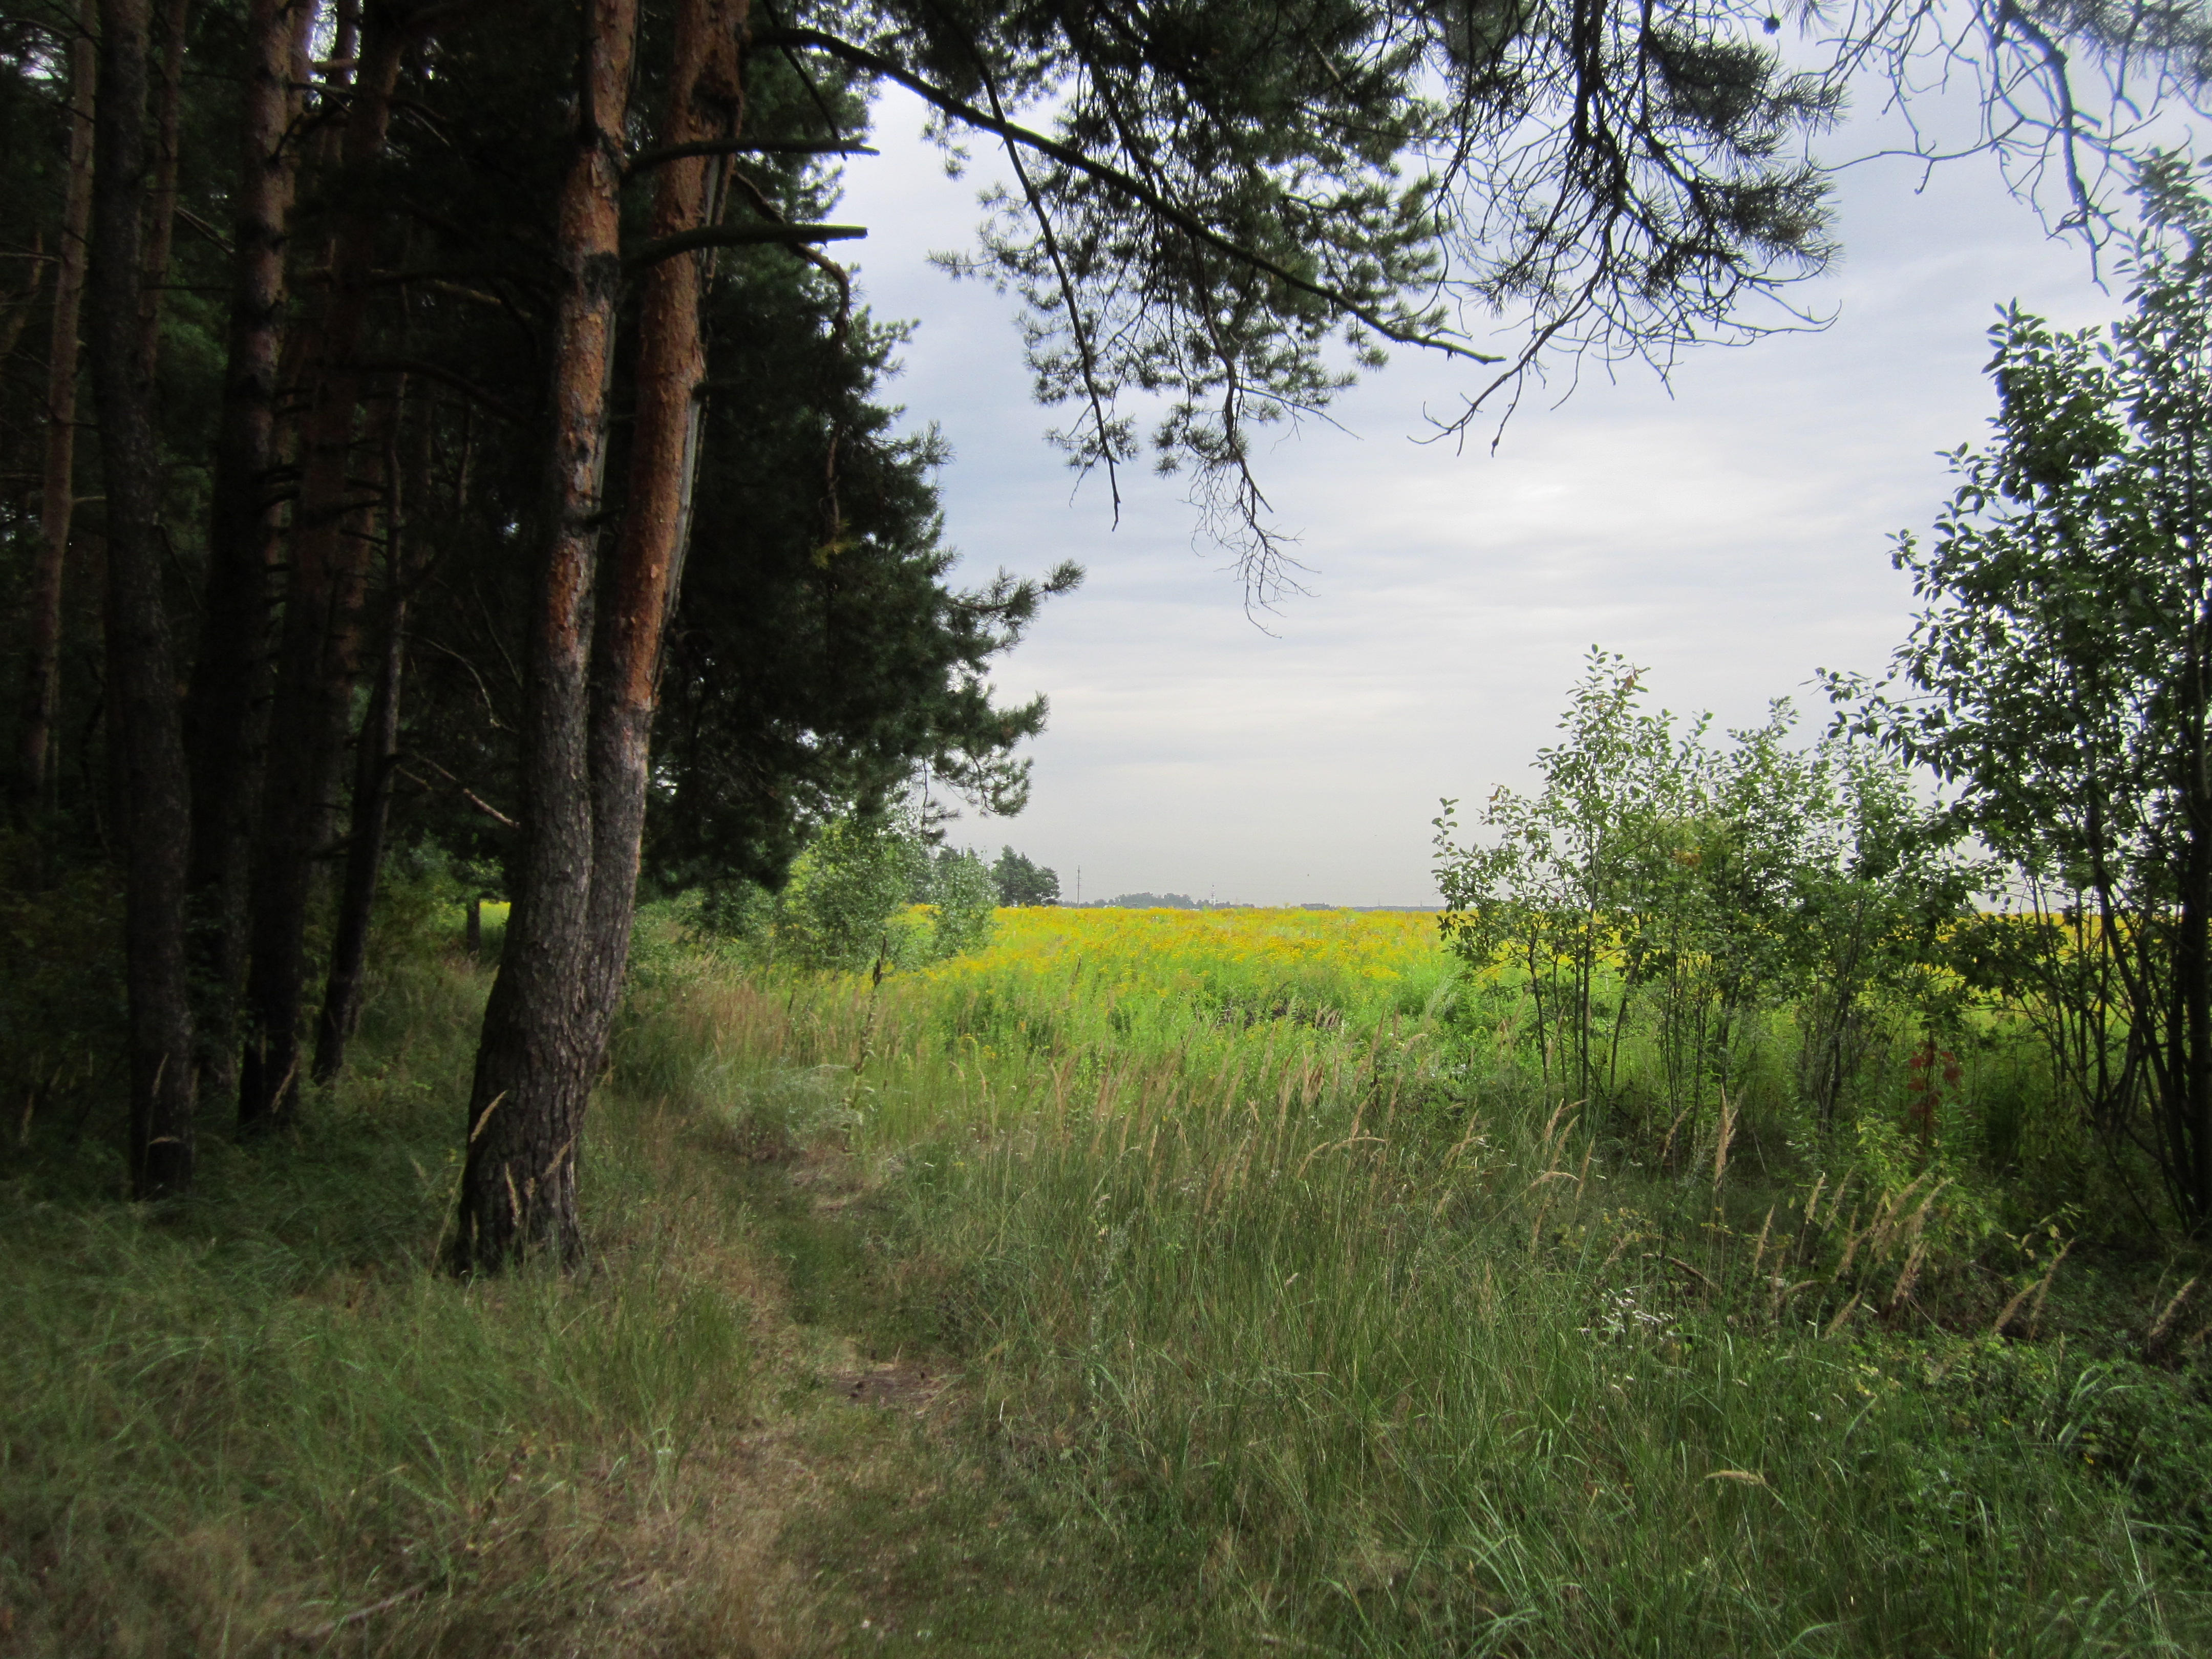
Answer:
xmin=918 ymin=904 xmax=1457 ymax=1025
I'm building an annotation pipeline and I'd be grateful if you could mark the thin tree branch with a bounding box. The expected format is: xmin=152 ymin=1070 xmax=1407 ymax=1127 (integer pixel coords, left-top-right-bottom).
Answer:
xmin=345 ymin=355 xmax=526 ymax=422
xmin=624 ymin=136 xmax=876 ymax=176
xmin=624 ymin=221 xmax=864 ymax=269
xmin=760 ymin=25 xmax=1500 ymax=365
xmin=403 ymin=754 xmax=517 ymax=828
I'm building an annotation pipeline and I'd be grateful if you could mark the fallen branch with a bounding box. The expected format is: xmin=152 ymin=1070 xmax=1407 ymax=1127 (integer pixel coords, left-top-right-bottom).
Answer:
xmin=400 ymin=756 xmax=518 ymax=830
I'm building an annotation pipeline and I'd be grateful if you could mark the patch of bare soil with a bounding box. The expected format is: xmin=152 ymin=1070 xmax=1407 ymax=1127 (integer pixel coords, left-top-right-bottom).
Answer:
xmin=822 ymin=1360 xmax=950 ymax=1414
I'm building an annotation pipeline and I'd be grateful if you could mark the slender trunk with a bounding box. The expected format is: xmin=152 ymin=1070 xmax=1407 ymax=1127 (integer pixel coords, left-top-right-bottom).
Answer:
xmin=183 ymin=0 xmax=312 ymax=1104
xmin=586 ymin=0 xmax=739 ymax=1006
xmin=136 ymin=0 xmax=189 ymax=372
xmin=313 ymin=395 xmax=417 ymax=1083
xmin=452 ymin=0 xmax=643 ymax=1271
xmin=2172 ymin=826 xmax=2212 ymax=1224
xmin=2174 ymin=605 xmax=2212 ymax=1228
xmin=454 ymin=0 xmax=748 ymax=1272
xmin=15 ymin=0 xmax=96 ymax=817
xmin=92 ymin=0 xmax=196 ymax=1198
xmin=0 ymin=251 xmax=45 ymax=367
xmin=239 ymin=10 xmax=408 ymax=1131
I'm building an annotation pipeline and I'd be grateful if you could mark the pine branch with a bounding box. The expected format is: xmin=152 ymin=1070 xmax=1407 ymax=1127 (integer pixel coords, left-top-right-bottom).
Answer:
xmin=759 ymin=26 xmax=1499 ymax=366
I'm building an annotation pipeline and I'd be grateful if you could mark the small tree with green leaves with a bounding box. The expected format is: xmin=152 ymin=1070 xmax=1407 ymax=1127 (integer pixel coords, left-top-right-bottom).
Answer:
xmin=1839 ymin=156 xmax=2212 ymax=1230
xmin=1435 ymin=650 xmax=1702 ymax=1115
xmin=772 ymin=817 xmax=928 ymax=976
xmin=926 ymin=848 xmax=1000 ymax=960
xmin=1442 ymin=652 xmax=1975 ymax=1145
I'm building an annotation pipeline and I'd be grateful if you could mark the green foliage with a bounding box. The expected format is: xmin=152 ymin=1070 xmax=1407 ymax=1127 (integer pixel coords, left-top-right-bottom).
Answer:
xmin=1838 ymin=156 xmax=2212 ymax=1227
xmin=926 ymin=847 xmax=999 ymax=960
xmin=1436 ymin=651 xmax=1976 ymax=1142
xmin=645 ymin=238 xmax=1084 ymax=890
xmin=770 ymin=815 xmax=929 ymax=974
xmin=990 ymin=845 xmax=1061 ymax=906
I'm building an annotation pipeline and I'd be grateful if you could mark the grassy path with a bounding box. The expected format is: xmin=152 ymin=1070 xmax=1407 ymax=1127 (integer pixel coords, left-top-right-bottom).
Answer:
xmin=9 ymin=914 xmax=2212 ymax=1654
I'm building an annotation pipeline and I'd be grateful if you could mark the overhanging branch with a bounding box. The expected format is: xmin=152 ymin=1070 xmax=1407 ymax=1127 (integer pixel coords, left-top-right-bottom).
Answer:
xmin=759 ymin=26 xmax=1499 ymax=366
xmin=624 ymin=222 xmax=866 ymax=270
xmin=625 ymin=137 xmax=879 ymax=178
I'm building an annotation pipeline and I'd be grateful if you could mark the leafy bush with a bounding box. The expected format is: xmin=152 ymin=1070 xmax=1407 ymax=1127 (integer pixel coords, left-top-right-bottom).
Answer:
xmin=924 ymin=847 xmax=997 ymax=960
xmin=770 ymin=816 xmax=929 ymax=974
xmin=1435 ymin=651 xmax=1979 ymax=1153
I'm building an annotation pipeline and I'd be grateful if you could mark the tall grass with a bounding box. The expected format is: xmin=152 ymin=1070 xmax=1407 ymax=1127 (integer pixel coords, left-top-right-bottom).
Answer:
xmin=3 ymin=934 xmax=796 ymax=1656
xmin=612 ymin=907 xmax=2212 ymax=1655
xmin=10 ymin=897 xmax=2209 ymax=1655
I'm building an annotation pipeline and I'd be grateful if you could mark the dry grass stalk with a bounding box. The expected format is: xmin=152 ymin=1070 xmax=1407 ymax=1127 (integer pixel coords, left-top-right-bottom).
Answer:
xmin=2147 ymin=1276 xmax=2199 ymax=1350
xmin=1991 ymin=1239 xmax=2073 ymax=1337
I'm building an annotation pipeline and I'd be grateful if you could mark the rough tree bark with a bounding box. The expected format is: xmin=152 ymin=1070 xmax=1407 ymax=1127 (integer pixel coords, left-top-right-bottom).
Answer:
xmin=14 ymin=0 xmax=96 ymax=818
xmin=579 ymin=0 xmax=742 ymax=1007
xmin=239 ymin=4 xmax=411 ymax=1131
xmin=183 ymin=0 xmax=313 ymax=1102
xmin=313 ymin=389 xmax=418 ymax=1083
xmin=452 ymin=0 xmax=747 ymax=1271
xmin=91 ymin=0 xmax=196 ymax=1198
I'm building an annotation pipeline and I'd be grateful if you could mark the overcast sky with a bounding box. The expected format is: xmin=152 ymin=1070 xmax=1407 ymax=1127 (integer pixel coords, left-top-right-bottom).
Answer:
xmin=828 ymin=79 xmax=2159 ymax=907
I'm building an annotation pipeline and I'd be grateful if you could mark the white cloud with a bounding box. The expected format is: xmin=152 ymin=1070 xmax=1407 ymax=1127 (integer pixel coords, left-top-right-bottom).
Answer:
xmin=831 ymin=84 xmax=2136 ymax=906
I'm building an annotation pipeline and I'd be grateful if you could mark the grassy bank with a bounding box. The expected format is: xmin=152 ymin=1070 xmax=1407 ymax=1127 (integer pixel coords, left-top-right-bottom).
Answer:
xmin=7 ymin=904 xmax=2211 ymax=1654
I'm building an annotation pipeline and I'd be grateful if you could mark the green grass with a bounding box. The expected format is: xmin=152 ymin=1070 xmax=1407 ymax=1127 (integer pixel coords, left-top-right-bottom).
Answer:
xmin=613 ymin=943 xmax=2212 ymax=1655
xmin=6 ymin=907 xmax=2211 ymax=1655
xmin=2 ymin=947 xmax=800 ymax=1656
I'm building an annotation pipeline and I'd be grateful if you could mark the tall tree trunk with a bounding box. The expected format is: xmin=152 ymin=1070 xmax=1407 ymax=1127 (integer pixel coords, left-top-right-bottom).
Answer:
xmin=2175 ymin=584 xmax=2212 ymax=1230
xmin=582 ymin=0 xmax=741 ymax=1004
xmin=450 ymin=0 xmax=647 ymax=1272
xmin=238 ymin=6 xmax=409 ymax=1131
xmin=15 ymin=0 xmax=96 ymax=818
xmin=183 ymin=0 xmax=313 ymax=1104
xmin=136 ymin=0 xmax=190 ymax=371
xmin=91 ymin=0 xmax=196 ymax=1198
xmin=313 ymin=389 xmax=418 ymax=1084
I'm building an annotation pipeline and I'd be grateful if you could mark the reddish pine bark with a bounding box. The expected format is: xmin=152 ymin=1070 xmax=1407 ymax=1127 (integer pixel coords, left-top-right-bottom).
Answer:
xmin=587 ymin=0 xmax=743 ymax=1008
xmin=452 ymin=0 xmax=749 ymax=1271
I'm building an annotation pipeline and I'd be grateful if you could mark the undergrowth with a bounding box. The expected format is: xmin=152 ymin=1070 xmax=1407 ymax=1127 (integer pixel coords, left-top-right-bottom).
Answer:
xmin=3 ymin=923 xmax=801 ymax=1656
